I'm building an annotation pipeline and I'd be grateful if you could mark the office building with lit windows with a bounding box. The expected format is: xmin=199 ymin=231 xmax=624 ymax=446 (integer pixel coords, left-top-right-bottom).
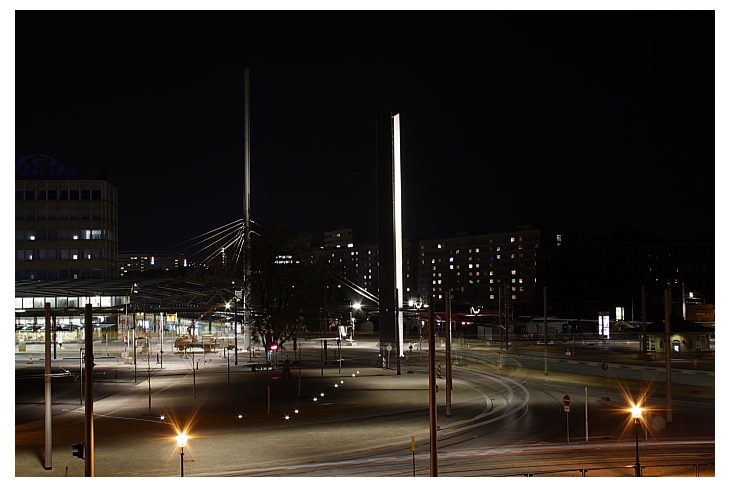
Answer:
xmin=15 ymin=155 xmax=118 ymax=280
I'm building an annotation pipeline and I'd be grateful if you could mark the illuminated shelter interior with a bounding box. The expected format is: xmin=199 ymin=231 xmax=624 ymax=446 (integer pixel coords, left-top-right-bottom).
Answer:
xmin=14 ymin=278 xmax=238 ymax=340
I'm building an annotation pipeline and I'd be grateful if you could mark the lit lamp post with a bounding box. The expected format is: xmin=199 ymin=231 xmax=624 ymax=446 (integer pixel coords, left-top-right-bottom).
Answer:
xmin=176 ymin=433 xmax=188 ymax=477
xmin=350 ymin=302 xmax=361 ymax=341
xmin=631 ymin=404 xmax=643 ymax=477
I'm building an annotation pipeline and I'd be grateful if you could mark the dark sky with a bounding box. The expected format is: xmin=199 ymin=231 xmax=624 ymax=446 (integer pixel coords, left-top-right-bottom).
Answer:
xmin=14 ymin=10 xmax=715 ymax=255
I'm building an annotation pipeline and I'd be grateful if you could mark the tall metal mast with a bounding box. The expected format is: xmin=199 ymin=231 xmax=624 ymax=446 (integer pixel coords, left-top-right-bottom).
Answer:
xmin=243 ymin=68 xmax=252 ymax=359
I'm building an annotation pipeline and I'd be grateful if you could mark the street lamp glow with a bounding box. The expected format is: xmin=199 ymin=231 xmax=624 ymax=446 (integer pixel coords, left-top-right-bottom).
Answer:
xmin=176 ymin=433 xmax=188 ymax=448
xmin=629 ymin=403 xmax=643 ymax=477
xmin=176 ymin=433 xmax=188 ymax=477
xmin=631 ymin=404 xmax=643 ymax=419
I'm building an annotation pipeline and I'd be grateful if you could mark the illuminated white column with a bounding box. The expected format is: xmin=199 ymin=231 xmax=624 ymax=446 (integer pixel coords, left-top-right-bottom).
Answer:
xmin=393 ymin=113 xmax=404 ymax=357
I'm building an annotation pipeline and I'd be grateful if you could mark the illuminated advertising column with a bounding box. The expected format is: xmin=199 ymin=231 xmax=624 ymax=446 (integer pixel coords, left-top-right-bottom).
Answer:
xmin=393 ymin=114 xmax=404 ymax=357
xmin=598 ymin=311 xmax=610 ymax=339
xmin=376 ymin=112 xmax=404 ymax=355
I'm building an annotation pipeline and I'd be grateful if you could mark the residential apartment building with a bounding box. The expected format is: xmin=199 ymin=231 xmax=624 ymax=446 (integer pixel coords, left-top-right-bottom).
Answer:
xmin=15 ymin=156 xmax=119 ymax=280
xmin=416 ymin=226 xmax=544 ymax=314
xmin=323 ymin=228 xmax=380 ymax=300
xmin=118 ymin=251 xmax=188 ymax=277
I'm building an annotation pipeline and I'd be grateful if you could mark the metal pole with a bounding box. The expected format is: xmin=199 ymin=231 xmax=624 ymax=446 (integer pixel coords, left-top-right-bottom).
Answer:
xmin=234 ymin=290 xmax=238 ymax=366
xmin=133 ymin=310 xmax=137 ymax=383
xmin=634 ymin=417 xmax=641 ymax=476
xmin=44 ymin=302 xmax=52 ymax=470
xmin=504 ymin=283 xmax=509 ymax=354
xmin=84 ymin=303 xmax=95 ymax=477
xmin=79 ymin=347 xmax=83 ymax=405
xmin=53 ymin=313 xmax=57 ymax=360
xmin=498 ymin=286 xmax=503 ymax=369
xmin=147 ymin=337 xmax=151 ymax=415
xmin=585 ymin=386 xmax=589 ymax=442
xmin=160 ymin=313 xmax=164 ymax=368
xmin=396 ymin=289 xmax=401 ymax=376
xmin=445 ymin=290 xmax=452 ymax=417
xmin=641 ymin=285 xmax=647 ymax=365
xmin=243 ymin=67 xmax=252 ymax=365
xmin=428 ymin=295 xmax=438 ymax=477
xmin=542 ymin=287 xmax=548 ymax=375
xmin=411 ymin=436 xmax=417 ymax=476
xmin=664 ymin=289 xmax=673 ymax=423
xmin=180 ymin=447 xmax=184 ymax=477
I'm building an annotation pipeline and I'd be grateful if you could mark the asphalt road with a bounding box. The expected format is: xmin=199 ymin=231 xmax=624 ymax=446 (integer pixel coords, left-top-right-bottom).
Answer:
xmin=15 ymin=337 xmax=715 ymax=477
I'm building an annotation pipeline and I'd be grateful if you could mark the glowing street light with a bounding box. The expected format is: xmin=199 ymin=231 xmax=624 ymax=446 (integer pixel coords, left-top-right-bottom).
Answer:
xmin=176 ymin=433 xmax=188 ymax=477
xmin=630 ymin=404 xmax=643 ymax=477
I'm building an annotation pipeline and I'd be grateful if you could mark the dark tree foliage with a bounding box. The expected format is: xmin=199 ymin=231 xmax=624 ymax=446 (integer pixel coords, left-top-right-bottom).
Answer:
xmin=248 ymin=226 xmax=328 ymax=350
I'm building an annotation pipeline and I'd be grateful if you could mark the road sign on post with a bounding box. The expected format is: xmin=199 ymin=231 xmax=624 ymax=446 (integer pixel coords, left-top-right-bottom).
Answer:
xmin=563 ymin=394 xmax=571 ymax=406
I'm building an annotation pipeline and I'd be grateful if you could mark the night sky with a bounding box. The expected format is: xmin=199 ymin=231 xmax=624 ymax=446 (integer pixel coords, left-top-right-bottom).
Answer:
xmin=14 ymin=10 xmax=716 ymax=256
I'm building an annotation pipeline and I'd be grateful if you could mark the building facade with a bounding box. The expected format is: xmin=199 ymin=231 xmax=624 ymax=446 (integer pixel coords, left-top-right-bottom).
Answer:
xmin=416 ymin=226 xmax=544 ymax=314
xmin=15 ymin=156 xmax=119 ymax=280
xmin=118 ymin=251 xmax=188 ymax=276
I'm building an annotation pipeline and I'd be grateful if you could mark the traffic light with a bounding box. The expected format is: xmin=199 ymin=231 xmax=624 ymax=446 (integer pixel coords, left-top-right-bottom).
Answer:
xmin=72 ymin=442 xmax=85 ymax=459
xmin=270 ymin=343 xmax=278 ymax=352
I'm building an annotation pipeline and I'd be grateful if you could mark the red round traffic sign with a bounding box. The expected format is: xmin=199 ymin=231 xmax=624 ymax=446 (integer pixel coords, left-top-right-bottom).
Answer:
xmin=563 ymin=394 xmax=571 ymax=406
